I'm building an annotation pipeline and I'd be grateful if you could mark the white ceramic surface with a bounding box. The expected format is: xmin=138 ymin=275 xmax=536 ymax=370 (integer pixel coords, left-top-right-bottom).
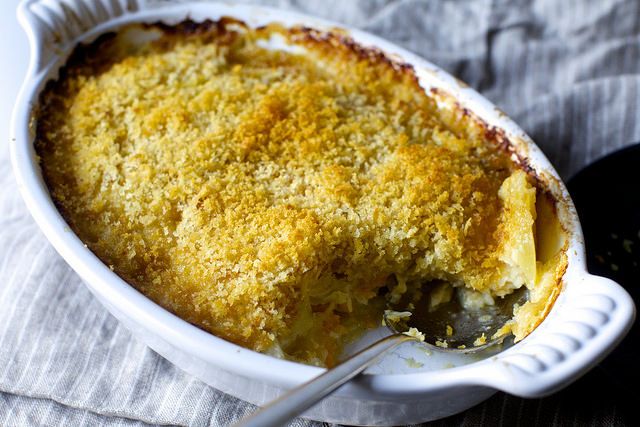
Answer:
xmin=10 ymin=1 xmax=636 ymax=425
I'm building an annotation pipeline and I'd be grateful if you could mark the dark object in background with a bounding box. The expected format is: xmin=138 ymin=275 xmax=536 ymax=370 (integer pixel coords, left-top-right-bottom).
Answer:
xmin=567 ymin=143 xmax=640 ymax=405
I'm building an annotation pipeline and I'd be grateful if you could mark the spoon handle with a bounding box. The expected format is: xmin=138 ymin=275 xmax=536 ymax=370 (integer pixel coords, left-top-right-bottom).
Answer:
xmin=234 ymin=333 xmax=415 ymax=427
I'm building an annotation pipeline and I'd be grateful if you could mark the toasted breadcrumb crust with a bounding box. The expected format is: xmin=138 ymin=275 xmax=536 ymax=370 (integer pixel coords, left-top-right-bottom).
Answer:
xmin=36 ymin=20 xmax=560 ymax=366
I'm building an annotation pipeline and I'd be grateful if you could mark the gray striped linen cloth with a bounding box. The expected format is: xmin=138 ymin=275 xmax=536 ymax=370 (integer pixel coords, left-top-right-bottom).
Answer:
xmin=1 ymin=0 xmax=638 ymax=425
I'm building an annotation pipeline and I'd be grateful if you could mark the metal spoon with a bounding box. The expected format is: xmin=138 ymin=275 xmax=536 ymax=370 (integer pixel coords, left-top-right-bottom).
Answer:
xmin=234 ymin=286 xmax=528 ymax=427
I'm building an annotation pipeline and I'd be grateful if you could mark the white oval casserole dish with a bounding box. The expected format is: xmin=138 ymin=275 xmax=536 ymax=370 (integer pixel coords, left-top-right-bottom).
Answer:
xmin=10 ymin=0 xmax=636 ymax=425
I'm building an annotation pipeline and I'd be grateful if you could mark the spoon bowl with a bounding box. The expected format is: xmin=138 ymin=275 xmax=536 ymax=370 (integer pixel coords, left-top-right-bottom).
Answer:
xmin=385 ymin=286 xmax=529 ymax=352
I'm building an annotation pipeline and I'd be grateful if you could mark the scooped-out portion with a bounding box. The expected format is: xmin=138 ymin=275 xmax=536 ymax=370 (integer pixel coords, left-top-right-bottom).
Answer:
xmin=35 ymin=19 xmax=567 ymax=367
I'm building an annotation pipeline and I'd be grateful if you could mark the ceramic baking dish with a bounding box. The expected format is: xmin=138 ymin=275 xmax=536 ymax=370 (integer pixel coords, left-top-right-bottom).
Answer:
xmin=11 ymin=0 xmax=635 ymax=425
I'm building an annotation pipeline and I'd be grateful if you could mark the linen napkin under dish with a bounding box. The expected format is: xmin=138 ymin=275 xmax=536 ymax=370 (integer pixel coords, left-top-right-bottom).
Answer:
xmin=1 ymin=0 xmax=639 ymax=425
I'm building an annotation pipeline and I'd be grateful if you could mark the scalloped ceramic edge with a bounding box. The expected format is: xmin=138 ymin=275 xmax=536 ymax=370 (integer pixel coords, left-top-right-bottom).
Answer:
xmin=10 ymin=0 xmax=635 ymax=425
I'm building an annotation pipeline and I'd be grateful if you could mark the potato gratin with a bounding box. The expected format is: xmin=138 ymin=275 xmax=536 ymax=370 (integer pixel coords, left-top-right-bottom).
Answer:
xmin=35 ymin=20 xmax=566 ymax=367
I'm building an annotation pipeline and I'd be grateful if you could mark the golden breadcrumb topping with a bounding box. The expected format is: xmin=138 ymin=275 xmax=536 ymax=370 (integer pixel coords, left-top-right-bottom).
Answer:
xmin=35 ymin=21 xmax=562 ymax=366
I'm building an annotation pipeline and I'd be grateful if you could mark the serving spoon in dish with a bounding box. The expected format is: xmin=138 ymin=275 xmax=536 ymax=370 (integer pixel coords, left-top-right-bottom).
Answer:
xmin=234 ymin=286 xmax=528 ymax=427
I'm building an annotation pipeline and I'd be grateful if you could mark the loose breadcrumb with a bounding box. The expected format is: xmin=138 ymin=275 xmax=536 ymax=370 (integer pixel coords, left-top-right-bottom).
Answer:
xmin=383 ymin=310 xmax=412 ymax=326
xmin=473 ymin=333 xmax=487 ymax=347
xmin=405 ymin=327 xmax=426 ymax=342
xmin=435 ymin=339 xmax=449 ymax=348
xmin=405 ymin=357 xmax=424 ymax=368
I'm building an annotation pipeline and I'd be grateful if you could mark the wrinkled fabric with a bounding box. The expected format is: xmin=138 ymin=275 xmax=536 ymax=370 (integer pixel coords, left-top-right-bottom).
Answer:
xmin=1 ymin=0 xmax=638 ymax=425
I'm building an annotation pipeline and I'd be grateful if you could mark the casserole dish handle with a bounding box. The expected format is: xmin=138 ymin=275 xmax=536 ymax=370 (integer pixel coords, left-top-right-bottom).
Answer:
xmin=17 ymin=0 xmax=143 ymax=75
xmin=474 ymin=273 xmax=635 ymax=398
